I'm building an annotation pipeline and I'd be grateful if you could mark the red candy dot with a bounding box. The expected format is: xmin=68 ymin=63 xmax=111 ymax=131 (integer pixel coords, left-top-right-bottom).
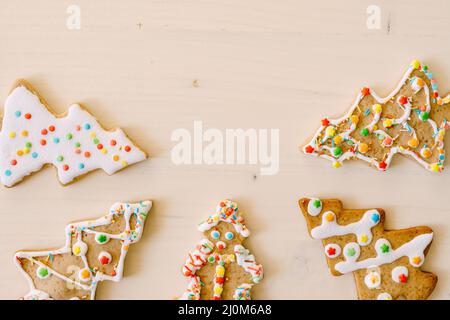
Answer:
xmin=24 ymin=113 xmax=32 ymax=119
xmin=215 ymin=277 xmax=224 ymax=284
xmin=75 ymin=148 xmax=81 ymax=154
xmin=124 ymin=145 xmax=131 ymax=152
xmin=321 ymin=118 xmax=330 ymax=126
xmin=110 ymin=139 xmax=117 ymax=146
xmin=399 ymin=274 xmax=408 ymax=283
xmin=220 ymin=202 xmax=225 ymax=207
xmin=41 ymin=129 xmax=48 ymax=135
xmin=361 ymin=87 xmax=370 ymax=96
xmin=305 ymin=145 xmax=314 ymax=154
xmin=97 ymin=144 xmax=104 ymax=150
xmin=10 ymin=159 xmax=17 ymax=166
xmin=48 ymin=125 xmax=55 ymax=132
xmin=63 ymin=164 xmax=69 ymax=171
xmin=84 ymin=151 xmax=91 ymax=158
xmin=40 ymin=139 xmax=47 ymax=146
xmin=398 ymin=96 xmax=408 ymax=105
xmin=379 ymin=161 xmax=387 ymax=170
xmin=76 ymin=125 xmax=81 ymax=131
xmin=434 ymin=92 xmax=439 ymax=98
xmin=99 ymin=256 xmax=110 ymax=265
xmin=327 ymin=247 xmax=336 ymax=256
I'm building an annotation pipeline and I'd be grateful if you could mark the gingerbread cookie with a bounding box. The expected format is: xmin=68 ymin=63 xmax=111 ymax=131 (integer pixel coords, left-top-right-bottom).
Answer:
xmin=14 ymin=201 xmax=152 ymax=300
xmin=303 ymin=60 xmax=450 ymax=172
xmin=180 ymin=200 xmax=264 ymax=300
xmin=299 ymin=198 xmax=437 ymax=300
xmin=0 ymin=80 xmax=147 ymax=187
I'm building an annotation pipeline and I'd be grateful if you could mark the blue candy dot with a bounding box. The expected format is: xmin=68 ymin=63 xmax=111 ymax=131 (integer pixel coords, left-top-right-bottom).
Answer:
xmin=5 ymin=170 xmax=11 ymax=176
xmin=15 ymin=111 xmax=21 ymax=117
xmin=31 ymin=152 xmax=38 ymax=158
xmin=371 ymin=213 xmax=380 ymax=223
xmin=84 ymin=123 xmax=91 ymax=130
xmin=53 ymin=137 xmax=60 ymax=144
xmin=78 ymin=163 xmax=85 ymax=170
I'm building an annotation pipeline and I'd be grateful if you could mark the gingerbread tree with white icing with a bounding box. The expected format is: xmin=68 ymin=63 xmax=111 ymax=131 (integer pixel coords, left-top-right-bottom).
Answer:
xmin=299 ymin=198 xmax=437 ymax=300
xmin=303 ymin=60 xmax=450 ymax=172
xmin=0 ymin=80 xmax=147 ymax=187
xmin=180 ymin=200 xmax=264 ymax=300
xmin=14 ymin=201 xmax=151 ymax=300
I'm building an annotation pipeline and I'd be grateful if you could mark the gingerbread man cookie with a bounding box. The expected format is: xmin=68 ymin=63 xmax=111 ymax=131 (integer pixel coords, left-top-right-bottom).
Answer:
xmin=303 ymin=60 xmax=450 ymax=172
xmin=180 ymin=200 xmax=264 ymax=300
xmin=299 ymin=198 xmax=437 ymax=300
xmin=0 ymin=80 xmax=147 ymax=187
xmin=14 ymin=201 xmax=152 ymax=300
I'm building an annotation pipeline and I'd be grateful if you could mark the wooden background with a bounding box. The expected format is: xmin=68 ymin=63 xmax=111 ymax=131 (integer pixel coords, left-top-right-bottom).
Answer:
xmin=0 ymin=0 xmax=449 ymax=299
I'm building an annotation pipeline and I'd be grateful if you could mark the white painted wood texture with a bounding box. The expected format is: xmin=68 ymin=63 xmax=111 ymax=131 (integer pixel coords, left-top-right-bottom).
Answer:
xmin=0 ymin=0 xmax=449 ymax=299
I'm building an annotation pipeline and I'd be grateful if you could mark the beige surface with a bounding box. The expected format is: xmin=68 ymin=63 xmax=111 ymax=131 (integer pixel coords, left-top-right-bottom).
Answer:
xmin=0 ymin=0 xmax=449 ymax=299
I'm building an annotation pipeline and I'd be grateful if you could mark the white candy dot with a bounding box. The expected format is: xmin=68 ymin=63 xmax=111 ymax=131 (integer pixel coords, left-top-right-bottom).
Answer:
xmin=364 ymin=270 xmax=381 ymax=289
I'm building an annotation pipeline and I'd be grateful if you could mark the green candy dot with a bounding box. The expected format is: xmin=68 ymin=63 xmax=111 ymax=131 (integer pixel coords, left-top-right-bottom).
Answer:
xmin=347 ymin=248 xmax=356 ymax=257
xmin=38 ymin=267 xmax=49 ymax=278
xmin=75 ymin=142 xmax=81 ymax=148
xmin=333 ymin=146 xmax=342 ymax=157
xmin=380 ymin=243 xmax=390 ymax=253
xmin=56 ymin=155 xmax=64 ymax=162
xmin=420 ymin=112 xmax=430 ymax=121
xmin=93 ymin=138 xmax=99 ymax=144
xmin=207 ymin=256 xmax=215 ymax=264
xmin=96 ymin=234 xmax=108 ymax=243
xmin=66 ymin=133 xmax=73 ymax=140
xmin=312 ymin=199 xmax=321 ymax=208
xmin=361 ymin=128 xmax=369 ymax=137
xmin=25 ymin=142 xmax=32 ymax=148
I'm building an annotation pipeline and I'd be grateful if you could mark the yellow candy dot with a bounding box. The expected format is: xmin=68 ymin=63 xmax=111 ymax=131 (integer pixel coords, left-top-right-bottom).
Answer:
xmin=113 ymin=155 xmax=120 ymax=161
xmin=21 ymin=130 xmax=28 ymax=137
xmin=17 ymin=150 xmax=24 ymax=156
xmin=412 ymin=256 xmax=422 ymax=265
xmin=73 ymin=246 xmax=81 ymax=255
xmin=360 ymin=234 xmax=368 ymax=243
xmin=121 ymin=160 xmax=128 ymax=167
xmin=333 ymin=135 xmax=343 ymax=145
xmin=24 ymin=148 xmax=30 ymax=154
xmin=325 ymin=126 xmax=336 ymax=137
xmin=325 ymin=213 xmax=334 ymax=222
xmin=372 ymin=104 xmax=382 ymax=114
xmin=350 ymin=115 xmax=359 ymax=125
xmin=332 ymin=161 xmax=342 ymax=168
xmin=430 ymin=163 xmax=440 ymax=172
xmin=416 ymin=78 xmax=424 ymax=87
xmin=358 ymin=143 xmax=369 ymax=153
xmin=411 ymin=60 xmax=421 ymax=70
xmin=101 ymin=148 xmax=108 ymax=154
xmin=9 ymin=132 xmax=16 ymax=139
xmin=408 ymin=138 xmax=419 ymax=148
xmin=437 ymin=97 xmax=443 ymax=106
xmin=89 ymin=132 xmax=96 ymax=138
xmin=214 ymin=286 xmax=223 ymax=295
xmin=383 ymin=119 xmax=393 ymax=128
xmin=216 ymin=266 xmax=225 ymax=277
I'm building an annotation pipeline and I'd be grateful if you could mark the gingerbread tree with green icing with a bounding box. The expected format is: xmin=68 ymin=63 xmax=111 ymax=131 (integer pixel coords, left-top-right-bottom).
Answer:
xmin=303 ymin=60 xmax=450 ymax=172
xmin=299 ymin=198 xmax=437 ymax=300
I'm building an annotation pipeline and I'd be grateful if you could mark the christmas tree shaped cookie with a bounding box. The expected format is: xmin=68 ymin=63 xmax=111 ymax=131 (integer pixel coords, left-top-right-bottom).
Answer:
xmin=0 ymin=80 xmax=147 ymax=187
xmin=14 ymin=201 xmax=151 ymax=300
xmin=299 ymin=198 xmax=437 ymax=300
xmin=180 ymin=200 xmax=264 ymax=300
xmin=303 ymin=60 xmax=450 ymax=172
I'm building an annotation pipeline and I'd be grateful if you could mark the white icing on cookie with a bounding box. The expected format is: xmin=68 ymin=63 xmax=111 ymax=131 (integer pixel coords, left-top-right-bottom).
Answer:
xmin=307 ymin=198 xmax=322 ymax=216
xmin=377 ymin=292 xmax=393 ymax=300
xmin=311 ymin=209 xmax=381 ymax=246
xmin=324 ymin=243 xmax=341 ymax=258
xmin=392 ymin=266 xmax=408 ymax=284
xmin=14 ymin=201 xmax=151 ymax=300
xmin=0 ymin=85 xmax=147 ymax=187
xmin=364 ymin=270 xmax=381 ymax=289
xmin=335 ymin=233 xmax=433 ymax=274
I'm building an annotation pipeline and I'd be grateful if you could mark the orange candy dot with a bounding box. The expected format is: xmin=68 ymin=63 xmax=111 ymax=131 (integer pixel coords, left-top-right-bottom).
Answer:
xmin=40 ymin=139 xmax=47 ymax=146
xmin=10 ymin=159 xmax=17 ymax=166
xmin=110 ymin=139 xmax=117 ymax=146
xmin=124 ymin=145 xmax=131 ymax=152
xmin=113 ymin=155 xmax=120 ymax=161
xmin=84 ymin=151 xmax=91 ymax=158
xmin=48 ymin=125 xmax=55 ymax=132
xmin=24 ymin=113 xmax=32 ymax=119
